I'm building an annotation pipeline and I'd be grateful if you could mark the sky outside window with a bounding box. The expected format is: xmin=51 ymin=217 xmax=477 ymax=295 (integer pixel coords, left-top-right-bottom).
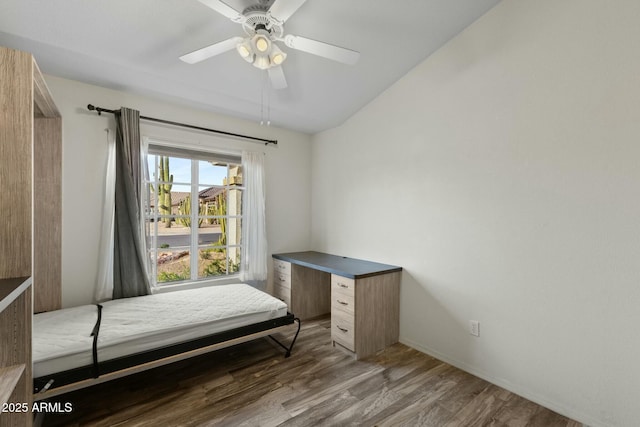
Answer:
xmin=148 ymin=155 xmax=229 ymax=192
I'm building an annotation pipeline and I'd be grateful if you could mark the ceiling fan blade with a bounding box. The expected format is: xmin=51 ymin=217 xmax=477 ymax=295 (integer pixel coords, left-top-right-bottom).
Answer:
xmin=268 ymin=0 xmax=307 ymax=23
xmin=268 ymin=66 xmax=288 ymax=90
xmin=284 ymin=35 xmax=360 ymax=65
xmin=197 ymin=0 xmax=245 ymax=23
xmin=180 ymin=36 xmax=243 ymax=64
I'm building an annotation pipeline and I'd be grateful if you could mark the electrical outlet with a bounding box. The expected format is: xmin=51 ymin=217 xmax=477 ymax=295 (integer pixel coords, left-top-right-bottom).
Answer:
xmin=469 ymin=320 xmax=480 ymax=337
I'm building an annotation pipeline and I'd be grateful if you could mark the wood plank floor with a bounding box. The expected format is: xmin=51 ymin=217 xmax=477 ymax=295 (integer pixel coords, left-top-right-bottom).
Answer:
xmin=42 ymin=317 xmax=580 ymax=426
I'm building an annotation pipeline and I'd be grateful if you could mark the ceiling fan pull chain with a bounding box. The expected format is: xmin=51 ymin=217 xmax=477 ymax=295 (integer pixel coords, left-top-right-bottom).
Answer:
xmin=260 ymin=70 xmax=268 ymax=126
xmin=266 ymin=73 xmax=271 ymax=126
xmin=260 ymin=75 xmax=264 ymax=125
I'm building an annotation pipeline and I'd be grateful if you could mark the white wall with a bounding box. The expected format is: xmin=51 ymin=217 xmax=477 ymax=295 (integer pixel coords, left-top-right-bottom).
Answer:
xmin=46 ymin=76 xmax=312 ymax=308
xmin=311 ymin=1 xmax=640 ymax=426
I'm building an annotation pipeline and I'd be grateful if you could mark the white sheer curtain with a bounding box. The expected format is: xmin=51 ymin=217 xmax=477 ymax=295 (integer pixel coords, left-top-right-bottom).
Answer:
xmin=95 ymin=127 xmax=153 ymax=301
xmin=240 ymin=150 xmax=268 ymax=290
xmin=94 ymin=130 xmax=116 ymax=302
xmin=141 ymin=138 xmax=155 ymax=291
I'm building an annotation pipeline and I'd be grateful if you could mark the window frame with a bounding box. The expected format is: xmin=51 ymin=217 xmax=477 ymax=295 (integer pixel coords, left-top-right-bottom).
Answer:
xmin=143 ymin=138 xmax=244 ymax=289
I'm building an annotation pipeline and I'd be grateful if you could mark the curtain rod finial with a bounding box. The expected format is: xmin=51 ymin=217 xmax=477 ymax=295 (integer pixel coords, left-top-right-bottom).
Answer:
xmin=87 ymin=104 xmax=102 ymax=116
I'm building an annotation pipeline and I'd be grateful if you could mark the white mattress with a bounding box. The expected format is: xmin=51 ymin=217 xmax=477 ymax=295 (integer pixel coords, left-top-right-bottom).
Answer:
xmin=33 ymin=284 xmax=288 ymax=378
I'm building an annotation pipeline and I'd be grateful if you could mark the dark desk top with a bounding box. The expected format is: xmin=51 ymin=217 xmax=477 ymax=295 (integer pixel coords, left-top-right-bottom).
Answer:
xmin=272 ymin=251 xmax=402 ymax=279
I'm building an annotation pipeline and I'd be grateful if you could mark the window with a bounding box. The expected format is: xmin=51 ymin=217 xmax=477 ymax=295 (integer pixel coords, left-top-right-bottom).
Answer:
xmin=144 ymin=145 xmax=243 ymax=286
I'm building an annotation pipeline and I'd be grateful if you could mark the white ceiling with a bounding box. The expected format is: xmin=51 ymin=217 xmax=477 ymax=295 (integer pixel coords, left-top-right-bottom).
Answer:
xmin=0 ymin=0 xmax=499 ymax=134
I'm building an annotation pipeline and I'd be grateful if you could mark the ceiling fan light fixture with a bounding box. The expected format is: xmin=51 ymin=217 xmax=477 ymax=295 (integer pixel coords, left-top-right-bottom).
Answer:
xmin=253 ymin=55 xmax=271 ymax=70
xmin=272 ymin=52 xmax=285 ymax=65
xmin=236 ymin=42 xmax=251 ymax=58
xmin=253 ymin=34 xmax=270 ymax=53
xmin=270 ymin=44 xmax=287 ymax=65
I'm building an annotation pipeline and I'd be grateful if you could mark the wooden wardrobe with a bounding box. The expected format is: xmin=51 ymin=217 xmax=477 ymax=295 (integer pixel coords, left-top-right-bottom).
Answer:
xmin=0 ymin=46 xmax=62 ymax=426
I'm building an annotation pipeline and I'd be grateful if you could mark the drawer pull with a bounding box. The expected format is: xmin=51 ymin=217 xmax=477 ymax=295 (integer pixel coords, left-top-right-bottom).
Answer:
xmin=338 ymin=283 xmax=348 ymax=288
xmin=337 ymin=325 xmax=349 ymax=333
xmin=337 ymin=299 xmax=348 ymax=306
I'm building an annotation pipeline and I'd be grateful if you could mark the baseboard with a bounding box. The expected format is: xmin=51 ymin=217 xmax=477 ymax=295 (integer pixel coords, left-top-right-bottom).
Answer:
xmin=399 ymin=336 xmax=601 ymax=427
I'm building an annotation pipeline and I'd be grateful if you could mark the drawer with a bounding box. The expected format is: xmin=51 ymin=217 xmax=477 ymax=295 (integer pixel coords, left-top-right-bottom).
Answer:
xmin=274 ymin=271 xmax=291 ymax=288
xmin=273 ymin=259 xmax=291 ymax=276
xmin=274 ymin=283 xmax=291 ymax=307
xmin=331 ymin=308 xmax=355 ymax=351
xmin=331 ymin=291 xmax=354 ymax=315
xmin=331 ymin=275 xmax=355 ymax=296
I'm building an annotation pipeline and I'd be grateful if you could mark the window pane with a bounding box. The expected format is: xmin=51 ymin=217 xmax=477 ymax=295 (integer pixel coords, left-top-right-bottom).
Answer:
xmin=199 ymin=161 xmax=228 ymax=186
xmin=154 ymin=217 xmax=191 ymax=250
xmin=198 ymin=186 xmax=233 ymax=233
xmin=198 ymin=248 xmax=239 ymax=278
xmin=156 ymin=249 xmax=191 ymax=283
xmin=146 ymin=154 xmax=157 ymax=181
xmin=149 ymin=155 xmax=191 ymax=186
xmin=199 ymin=186 xmax=225 ymax=216
xmin=198 ymin=223 xmax=223 ymax=247
xmin=148 ymin=153 xmax=192 ymax=225
xmin=165 ymin=156 xmax=191 ymax=186
xmin=145 ymin=149 xmax=244 ymax=287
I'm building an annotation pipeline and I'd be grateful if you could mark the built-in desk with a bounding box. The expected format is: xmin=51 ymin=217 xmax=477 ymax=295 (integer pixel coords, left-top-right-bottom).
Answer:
xmin=272 ymin=251 xmax=402 ymax=359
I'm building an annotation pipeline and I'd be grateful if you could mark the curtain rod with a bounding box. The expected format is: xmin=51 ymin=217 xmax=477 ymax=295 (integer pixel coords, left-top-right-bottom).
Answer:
xmin=87 ymin=104 xmax=277 ymax=146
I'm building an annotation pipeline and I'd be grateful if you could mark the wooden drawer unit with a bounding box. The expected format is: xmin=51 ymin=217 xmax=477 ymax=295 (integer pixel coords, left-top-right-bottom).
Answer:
xmin=273 ymin=259 xmax=291 ymax=276
xmin=272 ymin=257 xmax=331 ymax=320
xmin=274 ymin=259 xmax=291 ymax=288
xmin=272 ymin=252 xmax=401 ymax=359
xmin=332 ymin=275 xmax=355 ymax=293
xmin=330 ymin=272 xmax=401 ymax=360
xmin=332 ymin=293 xmax=354 ymax=316
xmin=274 ymin=283 xmax=291 ymax=307
xmin=274 ymin=271 xmax=291 ymax=289
xmin=331 ymin=276 xmax=354 ymax=315
xmin=331 ymin=306 xmax=355 ymax=351
xmin=272 ymin=259 xmax=291 ymax=307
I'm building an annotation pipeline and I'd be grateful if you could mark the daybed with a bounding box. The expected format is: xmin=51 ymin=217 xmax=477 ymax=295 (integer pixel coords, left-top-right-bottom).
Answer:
xmin=33 ymin=283 xmax=300 ymax=400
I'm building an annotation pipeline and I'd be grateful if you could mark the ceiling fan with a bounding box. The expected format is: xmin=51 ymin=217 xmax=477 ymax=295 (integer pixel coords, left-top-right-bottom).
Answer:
xmin=179 ymin=0 xmax=360 ymax=90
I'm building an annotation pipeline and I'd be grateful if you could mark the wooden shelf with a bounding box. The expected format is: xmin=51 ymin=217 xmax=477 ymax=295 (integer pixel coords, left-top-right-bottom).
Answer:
xmin=0 ymin=45 xmax=54 ymax=427
xmin=0 ymin=277 xmax=32 ymax=314
xmin=0 ymin=365 xmax=25 ymax=406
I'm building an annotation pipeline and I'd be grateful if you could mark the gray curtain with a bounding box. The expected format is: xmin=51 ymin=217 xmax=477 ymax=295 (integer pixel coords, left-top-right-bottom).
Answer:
xmin=113 ymin=107 xmax=151 ymax=298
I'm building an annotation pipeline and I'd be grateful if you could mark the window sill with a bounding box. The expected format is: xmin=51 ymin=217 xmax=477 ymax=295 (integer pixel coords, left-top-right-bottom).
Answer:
xmin=152 ymin=275 xmax=242 ymax=294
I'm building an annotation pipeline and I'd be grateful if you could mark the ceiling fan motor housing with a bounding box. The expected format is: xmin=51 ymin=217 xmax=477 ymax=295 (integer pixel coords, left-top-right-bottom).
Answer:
xmin=242 ymin=6 xmax=284 ymax=40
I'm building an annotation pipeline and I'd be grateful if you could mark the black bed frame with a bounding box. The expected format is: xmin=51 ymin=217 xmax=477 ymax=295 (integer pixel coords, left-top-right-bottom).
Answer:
xmin=34 ymin=313 xmax=301 ymax=395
